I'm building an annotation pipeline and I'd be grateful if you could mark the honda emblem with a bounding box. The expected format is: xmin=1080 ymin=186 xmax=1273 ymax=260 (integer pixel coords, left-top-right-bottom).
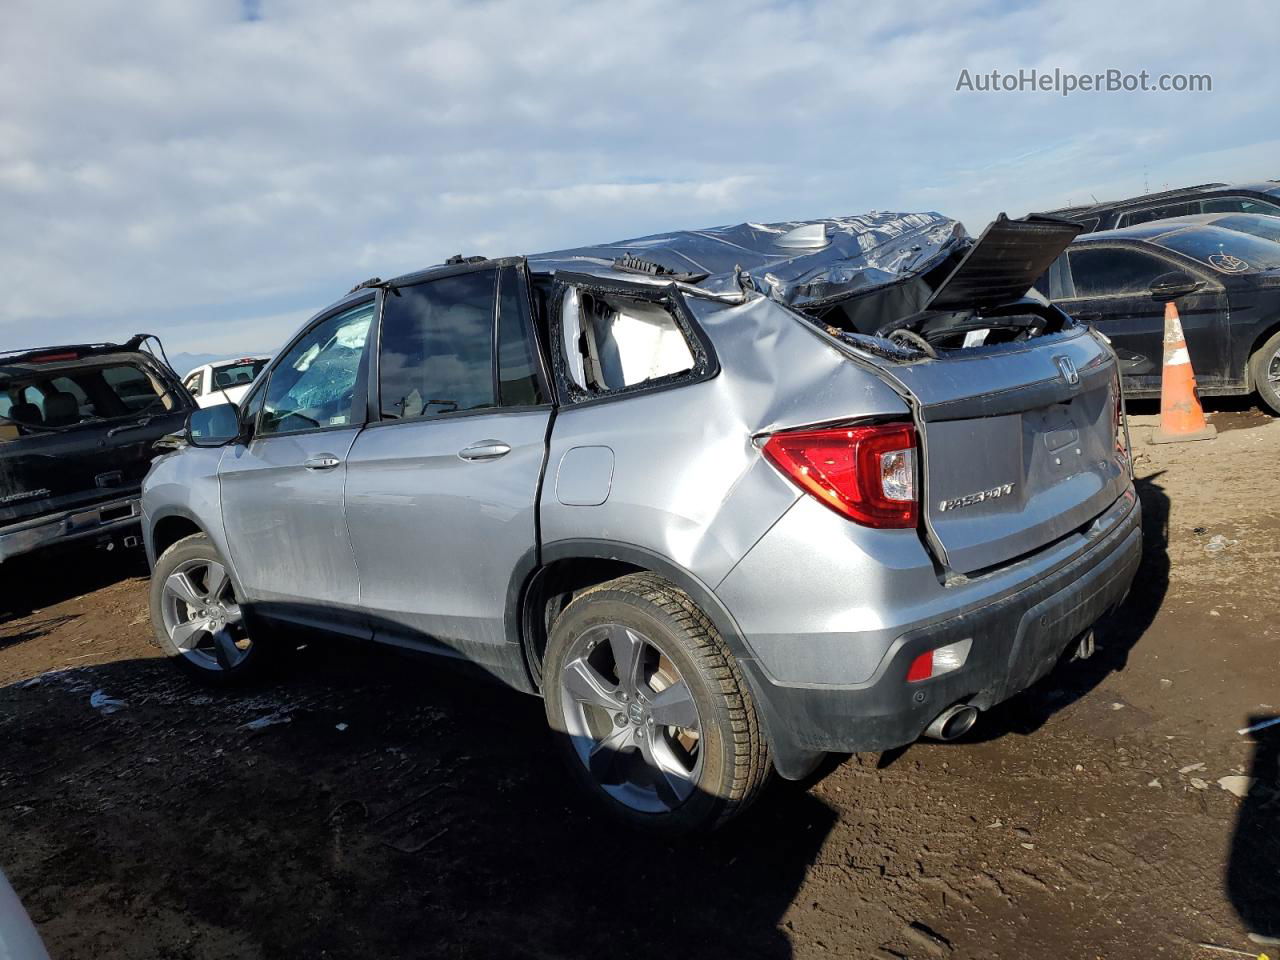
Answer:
xmin=1055 ymin=356 xmax=1079 ymax=386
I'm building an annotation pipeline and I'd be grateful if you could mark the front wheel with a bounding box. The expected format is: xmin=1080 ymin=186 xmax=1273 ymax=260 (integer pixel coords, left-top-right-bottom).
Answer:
xmin=542 ymin=573 xmax=771 ymax=833
xmin=1251 ymin=329 xmax=1280 ymax=415
xmin=149 ymin=533 xmax=271 ymax=684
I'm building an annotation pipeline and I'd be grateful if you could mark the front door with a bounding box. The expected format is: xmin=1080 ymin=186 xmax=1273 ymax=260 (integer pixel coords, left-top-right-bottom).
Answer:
xmin=218 ymin=298 xmax=376 ymax=636
xmin=1058 ymin=245 xmax=1228 ymax=394
xmin=344 ymin=263 xmax=552 ymax=676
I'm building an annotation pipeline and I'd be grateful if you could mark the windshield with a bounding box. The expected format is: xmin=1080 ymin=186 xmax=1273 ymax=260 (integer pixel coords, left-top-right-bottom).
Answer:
xmin=0 ymin=359 xmax=174 ymax=431
xmin=1155 ymin=227 xmax=1280 ymax=273
xmin=211 ymin=359 xmax=268 ymax=390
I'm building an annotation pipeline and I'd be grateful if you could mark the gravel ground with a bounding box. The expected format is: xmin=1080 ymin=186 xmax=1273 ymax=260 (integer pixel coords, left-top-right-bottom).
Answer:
xmin=2 ymin=402 xmax=1277 ymax=960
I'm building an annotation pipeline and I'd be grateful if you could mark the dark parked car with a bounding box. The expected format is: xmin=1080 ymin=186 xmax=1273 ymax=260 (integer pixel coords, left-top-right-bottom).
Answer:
xmin=0 ymin=335 xmax=193 ymax=563
xmin=1153 ymin=211 xmax=1280 ymax=245
xmin=1035 ymin=181 xmax=1280 ymax=233
xmin=1034 ymin=223 xmax=1280 ymax=412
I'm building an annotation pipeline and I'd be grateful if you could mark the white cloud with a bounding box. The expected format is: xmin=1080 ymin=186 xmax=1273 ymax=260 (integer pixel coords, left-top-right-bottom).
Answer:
xmin=0 ymin=0 xmax=1274 ymax=354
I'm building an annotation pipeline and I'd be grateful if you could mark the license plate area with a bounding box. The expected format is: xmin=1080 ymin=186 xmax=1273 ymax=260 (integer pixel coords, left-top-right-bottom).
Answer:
xmin=99 ymin=504 xmax=133 ymax=523
xmin=1004 ymin=531 xmax=1139 ymax=693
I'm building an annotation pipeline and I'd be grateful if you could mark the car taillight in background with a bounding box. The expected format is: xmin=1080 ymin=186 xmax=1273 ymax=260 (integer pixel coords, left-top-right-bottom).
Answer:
xmin=762 ymin=423 xmax=918 ymax=528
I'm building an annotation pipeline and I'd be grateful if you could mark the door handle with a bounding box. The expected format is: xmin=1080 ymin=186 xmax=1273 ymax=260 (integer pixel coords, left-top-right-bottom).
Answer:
xmin=304 ymin=455 xmax=342 ymax=470
xmin=458 ymin=440 xmax=511 ymax=461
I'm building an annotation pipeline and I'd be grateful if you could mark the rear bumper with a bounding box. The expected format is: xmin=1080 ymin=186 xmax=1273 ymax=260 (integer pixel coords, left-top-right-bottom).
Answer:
xmin=0 ymin=495 xmax=142 ymax=562
xmin=742 ymin=488 xmax=1142 ymax=776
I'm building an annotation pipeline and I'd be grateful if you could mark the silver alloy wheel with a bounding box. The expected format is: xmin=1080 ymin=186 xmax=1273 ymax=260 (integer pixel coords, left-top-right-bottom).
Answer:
xmin=558 ymin=622 xmax=703 ymax=813
xmin=1269 ymin=347 xmax=1280 ymax=388
xmin=159 ymin=558 xmax=250 ymax=672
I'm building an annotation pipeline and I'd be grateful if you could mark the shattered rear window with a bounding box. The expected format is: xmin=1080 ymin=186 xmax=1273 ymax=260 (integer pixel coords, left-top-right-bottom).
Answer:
xmin=561 ymin=289 xmax=695 ymax=393
xmin=0 ymin=361 xmax=171 ymax=430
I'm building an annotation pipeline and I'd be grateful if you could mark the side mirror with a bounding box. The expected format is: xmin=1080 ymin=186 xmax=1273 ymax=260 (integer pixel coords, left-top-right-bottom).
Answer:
xmin=1149 ymin=271 xmax=1204 ymax=302
xmin=186 ymin=402 xmax=241 ymax=447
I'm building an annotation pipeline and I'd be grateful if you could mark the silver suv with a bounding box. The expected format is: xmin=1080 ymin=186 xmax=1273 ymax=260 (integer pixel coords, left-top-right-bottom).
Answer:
xmin=142 ymin=212 xmax=1142 ymax=832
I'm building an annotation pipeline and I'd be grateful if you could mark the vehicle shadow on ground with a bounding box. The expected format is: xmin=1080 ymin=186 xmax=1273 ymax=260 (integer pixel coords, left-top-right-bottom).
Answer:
xmin=0 ymin=543 xmax=147 ymax=620
xmin=0 ymin=614 xmax=80 ymax=651
xmin=946 ymin=473 xmax=1171 ymax=745
xmin=1 ymin=643 xmax=835 ymax=959
xmin=1226 ymin=719 xmax=1280 ymax=942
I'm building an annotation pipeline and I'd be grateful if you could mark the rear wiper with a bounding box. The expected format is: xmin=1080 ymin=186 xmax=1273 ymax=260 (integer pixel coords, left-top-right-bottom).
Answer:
xmin=0 ymin=415 xmax=104 ymax=433
xmin=107 ymin=415 xmax=156 ymax=437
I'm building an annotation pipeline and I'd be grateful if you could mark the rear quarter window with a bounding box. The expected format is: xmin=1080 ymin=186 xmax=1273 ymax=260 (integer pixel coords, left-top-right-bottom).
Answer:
xmin=556 ymin=285 xmax=707 ymax=401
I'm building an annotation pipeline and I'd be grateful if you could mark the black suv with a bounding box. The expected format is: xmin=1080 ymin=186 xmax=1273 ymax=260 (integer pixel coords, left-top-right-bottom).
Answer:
xmin=1034 ymin=181 xmax=1280 ymax=233
xmin=0 ymin=335 xmax=193 ymax=563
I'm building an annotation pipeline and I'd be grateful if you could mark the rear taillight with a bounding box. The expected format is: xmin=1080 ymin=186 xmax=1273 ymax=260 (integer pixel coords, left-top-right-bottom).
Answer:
xmin=762 ymin=423 xmax=918 ymax=528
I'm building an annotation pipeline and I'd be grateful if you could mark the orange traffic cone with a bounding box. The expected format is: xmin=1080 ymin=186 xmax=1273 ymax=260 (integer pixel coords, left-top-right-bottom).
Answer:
xmin=1150 ymin=301 xmax=1216 ymax=444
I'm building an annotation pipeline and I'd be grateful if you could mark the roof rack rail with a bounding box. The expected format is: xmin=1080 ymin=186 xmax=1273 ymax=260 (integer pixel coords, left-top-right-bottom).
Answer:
xmin=611 ymin=253 xmax=708 ymax=284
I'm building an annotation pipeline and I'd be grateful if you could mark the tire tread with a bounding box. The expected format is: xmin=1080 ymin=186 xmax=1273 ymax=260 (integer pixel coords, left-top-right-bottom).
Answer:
xmin=566 ymin=572 xmax=771 ymax=828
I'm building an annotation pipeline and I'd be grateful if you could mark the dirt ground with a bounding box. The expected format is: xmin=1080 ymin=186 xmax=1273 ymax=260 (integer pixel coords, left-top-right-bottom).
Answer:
xmin=2 ymin=401 xmax=1277 ymax=960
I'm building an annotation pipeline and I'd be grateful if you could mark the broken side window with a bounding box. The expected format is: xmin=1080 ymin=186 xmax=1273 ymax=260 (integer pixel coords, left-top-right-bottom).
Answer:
xmin=559 ymin=287 xmax=696 ymax=395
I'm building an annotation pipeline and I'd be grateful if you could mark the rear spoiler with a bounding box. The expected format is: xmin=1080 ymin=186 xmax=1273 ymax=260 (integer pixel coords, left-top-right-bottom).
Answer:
xmin=924 ymin=214 xmax=1082 ymax=312
xmin=0 ymin=333 xmax=175 ymax=371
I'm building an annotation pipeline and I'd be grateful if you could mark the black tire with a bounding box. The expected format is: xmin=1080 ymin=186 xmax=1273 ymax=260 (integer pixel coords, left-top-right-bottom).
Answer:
xmin=542 ymin=572 xmax=771 ymax=833
xmin=1251 ymin=329 xmax=1280 ymax=415
xmin=148 ymin=532 xmax=275 ymax=686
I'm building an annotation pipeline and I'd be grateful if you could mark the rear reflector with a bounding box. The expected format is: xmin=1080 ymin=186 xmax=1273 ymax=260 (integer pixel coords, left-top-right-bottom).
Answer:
xmin=906 ymin=638 xmax=973 ymax=683
xmin=762 ymin=423 xmax=917 ymax=528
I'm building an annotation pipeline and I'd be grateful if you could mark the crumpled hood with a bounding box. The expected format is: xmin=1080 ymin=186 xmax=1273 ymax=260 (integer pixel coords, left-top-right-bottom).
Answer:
xmin=527 ymin=211 xmax=969 ymax=305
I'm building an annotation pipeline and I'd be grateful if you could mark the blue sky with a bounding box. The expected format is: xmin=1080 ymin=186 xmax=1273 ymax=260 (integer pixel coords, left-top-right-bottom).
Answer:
xmin=1 ymin=0 xmax=1275 ymax=358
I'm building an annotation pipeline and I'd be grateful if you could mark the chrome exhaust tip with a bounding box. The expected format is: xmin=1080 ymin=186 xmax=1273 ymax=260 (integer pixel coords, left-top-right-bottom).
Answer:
xmin=923 ymin=703 xmax=979 ymax=742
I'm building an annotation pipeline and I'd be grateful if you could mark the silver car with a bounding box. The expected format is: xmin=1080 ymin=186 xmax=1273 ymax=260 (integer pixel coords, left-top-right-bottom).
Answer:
xmin=142 ymin=212 xmax=1141 ymax=832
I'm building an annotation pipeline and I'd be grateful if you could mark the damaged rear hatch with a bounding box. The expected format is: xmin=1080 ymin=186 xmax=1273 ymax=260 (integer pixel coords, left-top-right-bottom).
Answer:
xmin=800 ymin=215 xmax=1130 ymax=575
xmin=0 ymin=339 xmax=192 ymax=530
xmin=531 ymin=211 xmax=1131 ymax=576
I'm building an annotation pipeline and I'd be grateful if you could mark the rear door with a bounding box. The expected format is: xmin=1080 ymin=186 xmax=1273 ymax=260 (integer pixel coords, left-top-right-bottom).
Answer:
xmin=1055 ymin=244 xmax=1228 ymax=392
xmin=217 ymin=298 xmax=375 ymax=635
xmin=344 ymin=262 xmax=552 ymax=672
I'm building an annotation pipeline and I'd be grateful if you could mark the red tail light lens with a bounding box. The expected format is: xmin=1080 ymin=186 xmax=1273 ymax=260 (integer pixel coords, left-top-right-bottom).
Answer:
xmin=762 ymin=423 xmax=918 ymax=528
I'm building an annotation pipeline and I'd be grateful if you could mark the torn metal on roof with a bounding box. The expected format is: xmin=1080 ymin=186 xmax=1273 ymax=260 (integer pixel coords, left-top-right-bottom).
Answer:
xmin=526 ymin=211 xmax=969 ymax=306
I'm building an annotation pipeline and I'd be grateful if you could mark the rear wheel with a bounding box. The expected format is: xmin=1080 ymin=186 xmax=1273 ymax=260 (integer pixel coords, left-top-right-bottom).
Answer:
xmin=542 ymin=573 xmax=771 ymax=833
xmin=1251 ymin=329 xmax=1280 ymax=415
xmin=149 ymin=533 xmax=271 ymax=684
